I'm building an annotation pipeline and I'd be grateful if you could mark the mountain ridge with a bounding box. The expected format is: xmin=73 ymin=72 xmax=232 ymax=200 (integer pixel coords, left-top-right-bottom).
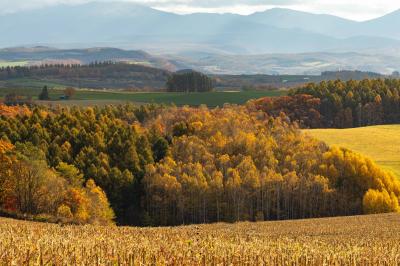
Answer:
xmin=0 ymin=2 xmax=400 ymax=54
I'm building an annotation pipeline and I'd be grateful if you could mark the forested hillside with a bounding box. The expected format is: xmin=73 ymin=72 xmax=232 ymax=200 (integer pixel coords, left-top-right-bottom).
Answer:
xmin=252 ymin=78 xmax=400 ymax=128
xmin=0 ymin=62 xmax=171 ymax=90
xmin=0 ymin=103 xmax=399 ymax=226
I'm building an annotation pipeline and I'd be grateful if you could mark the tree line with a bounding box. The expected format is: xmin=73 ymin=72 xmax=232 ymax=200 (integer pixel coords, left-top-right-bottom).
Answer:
xmin=0 ymin=62 xmax=167 ymax=80
xmin=0 ymin=62 xmax=169 ymax=90
xmin=252 ymin=78 xmax=400 ymax=128
xmin=0 ymin=103 xmax=399 ymax=226
xmin=0 ymin=63 xmax=215 ymax=92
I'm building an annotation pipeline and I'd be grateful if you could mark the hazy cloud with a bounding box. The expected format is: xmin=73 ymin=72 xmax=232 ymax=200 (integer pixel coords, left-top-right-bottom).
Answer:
xmin=0 ymin=0 xmax=398 ymax=20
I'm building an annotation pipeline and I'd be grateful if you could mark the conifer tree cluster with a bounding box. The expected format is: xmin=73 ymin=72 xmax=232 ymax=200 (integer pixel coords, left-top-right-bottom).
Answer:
xmin=167 ymin=70 xmax=214 ymax=92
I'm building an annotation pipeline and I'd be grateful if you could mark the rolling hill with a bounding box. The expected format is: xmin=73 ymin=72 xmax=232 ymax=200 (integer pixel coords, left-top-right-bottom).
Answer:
xmin=0 ymin=47 xmax=177 ymax=70
xmin=305 ymin=125 xmax=400 ymax=178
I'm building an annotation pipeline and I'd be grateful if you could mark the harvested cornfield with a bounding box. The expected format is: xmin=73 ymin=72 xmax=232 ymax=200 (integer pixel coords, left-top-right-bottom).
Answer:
xmin=0 ymin=213 xmax=399 ymax=265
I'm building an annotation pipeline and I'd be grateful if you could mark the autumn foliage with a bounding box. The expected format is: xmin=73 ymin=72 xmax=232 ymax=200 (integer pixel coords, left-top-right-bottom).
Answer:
xmin=249 ymin=94 xmax=322 ymax=128
xmin=0 ymin=104 xmax=32 ymax=118
xmin=140 ymin=106 xmax=400 ymax=225
xmin=0 ymin=140 xmax=114 ymax=225
xmin=252 ymin=78 xmax=400 ymax=128
xmin=0 ymin=103 xmax=399 ymax=226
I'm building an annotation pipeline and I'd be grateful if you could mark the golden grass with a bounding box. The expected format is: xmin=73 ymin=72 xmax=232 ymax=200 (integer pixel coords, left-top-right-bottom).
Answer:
xmin=305 ymin=125 xmax=400 ymax=178
xmin=1 ymin=213 xmax=400 ymax=265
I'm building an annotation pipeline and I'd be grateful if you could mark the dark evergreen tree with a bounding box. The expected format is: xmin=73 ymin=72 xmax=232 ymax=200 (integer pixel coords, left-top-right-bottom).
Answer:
xmin=38 ymin=86 xmax=50 ymax=100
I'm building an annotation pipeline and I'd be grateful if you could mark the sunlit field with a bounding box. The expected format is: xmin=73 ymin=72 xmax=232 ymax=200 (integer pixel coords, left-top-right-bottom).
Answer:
xmin=305 ymin=125 xmax=400 ymax=178
xmin=0 ymin=61 xmax=29 ymax=67
xmin=1 ymin=213 xmax=399 ymax=265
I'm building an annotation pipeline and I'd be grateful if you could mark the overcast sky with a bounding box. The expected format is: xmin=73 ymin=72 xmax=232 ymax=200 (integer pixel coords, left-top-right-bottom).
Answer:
xmin=0 ymin=0 xmax=399 ymax=21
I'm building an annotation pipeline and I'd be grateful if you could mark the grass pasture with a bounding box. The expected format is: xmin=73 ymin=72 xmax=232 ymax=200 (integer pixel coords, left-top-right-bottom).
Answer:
xmin=305 ymin=125 xmax=400 ymax=178
xmin=0 ymin=78 xmax=64 ymax=89
xmin=81 ymin=90 xmax=285 ymax=107
xmin=1 ymin=213 xmax=399 ymax=265
xmin=0 ymin=61 xmax=29 ymax=67
xmin=1 ymin=88 xmax=285 ymax=107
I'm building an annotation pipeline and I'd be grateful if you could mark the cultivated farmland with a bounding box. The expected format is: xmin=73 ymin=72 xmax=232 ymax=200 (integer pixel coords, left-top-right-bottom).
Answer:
xmin=0 ymin=213 xmax=399 ymax=265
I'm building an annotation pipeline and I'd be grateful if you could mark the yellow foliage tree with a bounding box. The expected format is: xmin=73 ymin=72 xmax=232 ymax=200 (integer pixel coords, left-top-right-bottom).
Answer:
xmin=85 ymin=179 xmax=115 ymax=225
xmin=363 ymin=189 xmax=400 ymax=214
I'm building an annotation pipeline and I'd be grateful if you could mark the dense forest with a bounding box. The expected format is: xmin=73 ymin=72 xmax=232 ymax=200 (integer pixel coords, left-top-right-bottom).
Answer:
xmin=213 ymin=70 xmax=384 ymax=91
xmin=167 ymin=71 xmax=214 ymax=92
xmin=252 ymin=78 xmax=400 ymax=128
xmin=0 ymin=103 xmax=399 ymax=226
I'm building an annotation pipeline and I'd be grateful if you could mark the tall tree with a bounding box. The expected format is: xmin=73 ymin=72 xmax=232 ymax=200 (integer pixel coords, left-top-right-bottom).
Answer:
xmin=38 ymin=86 xmax=50 ymax=100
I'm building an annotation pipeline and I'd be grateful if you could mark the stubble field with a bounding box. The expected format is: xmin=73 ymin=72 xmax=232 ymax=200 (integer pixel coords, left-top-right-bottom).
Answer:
xmin=1 ymin=213 xmax=399 ymax=265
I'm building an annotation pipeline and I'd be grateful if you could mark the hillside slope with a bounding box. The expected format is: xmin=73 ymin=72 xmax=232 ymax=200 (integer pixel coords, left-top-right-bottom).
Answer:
xmin=0 ymin=62 xmax=172 ymax=90
xmin=305 ymin=125 xmax=400 ymax=177
xmin=0 ymin=47 xmax=177 ymax=70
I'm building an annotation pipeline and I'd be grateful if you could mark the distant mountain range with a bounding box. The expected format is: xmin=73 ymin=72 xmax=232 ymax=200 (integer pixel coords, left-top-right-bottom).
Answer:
xmin=1 ymin=2 xmax=400 ymax=54
xmin=2 ymin=47 xmax=399 ymax=75
xmin=1 ymin=2 xmax=400 ymax=74
xmin=170 ymin=52 xmax=400 ymax=75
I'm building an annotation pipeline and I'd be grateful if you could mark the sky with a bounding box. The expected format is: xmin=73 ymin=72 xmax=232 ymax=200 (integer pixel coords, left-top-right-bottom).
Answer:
xmin=0 ymin=0 xmax=399 ymax=21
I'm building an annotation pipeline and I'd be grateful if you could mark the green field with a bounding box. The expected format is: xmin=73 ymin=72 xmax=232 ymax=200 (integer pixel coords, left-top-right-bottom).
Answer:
xmin=305 ymin=125 xmax=400 ymax=178
xmin=0 ymin=88 xmax=286 ymax=107
xmin=0 ymin=61 xmax=29 ymax=67
xmin=0 ymin=78 xmax=64 ymax=89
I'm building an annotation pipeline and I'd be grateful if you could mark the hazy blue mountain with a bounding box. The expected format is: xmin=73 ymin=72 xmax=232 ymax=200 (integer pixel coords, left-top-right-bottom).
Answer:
xmin=361 ymin=9 xmax=400 ymax=39
xmin=247 ymin=8 xmax=400 ymax=41
xmin=0 ymin=3 xmax=177 ymax=46
xmin=247 ymin=8 xmax=358 ymax=38
xmin=0 ymin=2 xmax=400 ymax=54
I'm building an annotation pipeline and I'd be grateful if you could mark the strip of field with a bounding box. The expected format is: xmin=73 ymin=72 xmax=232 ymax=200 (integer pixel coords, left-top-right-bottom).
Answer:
xmin=305 ymin=125 xmax=400 ymax=177
xmin=0 ymin=213 xmax=399 ymax=264
xmin=1 ymin=88 xmax=286 ymax=107
xmin=77 ymin=90 xmax=285 ymax=107
xmin=0 ymin=61 xmax=29 ymax=67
